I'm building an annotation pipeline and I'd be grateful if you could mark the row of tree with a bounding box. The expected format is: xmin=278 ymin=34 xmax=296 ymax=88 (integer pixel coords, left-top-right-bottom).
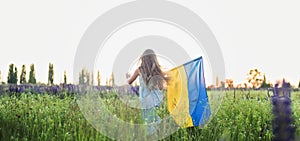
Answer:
xmin=7 ymin=64 xmax=37 ymax=84
xmin=78 ymin=68 xmax=115 ymax=86
xmin=4 ymin=63 xmax=60 ymax=85
xmin=213 ymin=69 xmax=300 ymax=89
xmin=2 ymin=65 xmax=299 ymax=88
xmin=2 ymin=63 xmax=115 ymax=86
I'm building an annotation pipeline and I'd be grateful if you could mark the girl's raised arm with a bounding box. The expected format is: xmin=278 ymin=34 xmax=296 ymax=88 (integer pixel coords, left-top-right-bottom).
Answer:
xmin=127 ymin=68 xmax=139 ymax=85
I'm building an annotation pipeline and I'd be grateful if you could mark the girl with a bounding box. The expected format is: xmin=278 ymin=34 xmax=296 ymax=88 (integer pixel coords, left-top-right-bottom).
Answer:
xmin=126 ymin=49 xmax=169 ymax=135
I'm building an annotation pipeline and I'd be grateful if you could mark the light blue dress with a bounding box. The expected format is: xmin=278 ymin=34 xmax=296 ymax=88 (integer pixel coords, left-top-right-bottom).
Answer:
xmin=139 ymin=76 xmax=162 ymax=135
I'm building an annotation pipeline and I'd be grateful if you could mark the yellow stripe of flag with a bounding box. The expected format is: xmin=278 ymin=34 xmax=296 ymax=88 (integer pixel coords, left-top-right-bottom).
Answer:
xmin=167 ymin=65 xmax=193 ymax=127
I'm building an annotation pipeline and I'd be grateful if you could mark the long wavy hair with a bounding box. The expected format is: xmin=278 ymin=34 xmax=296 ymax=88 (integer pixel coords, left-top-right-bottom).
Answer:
xmin=138 ymin=49 xmax=168 ymax=90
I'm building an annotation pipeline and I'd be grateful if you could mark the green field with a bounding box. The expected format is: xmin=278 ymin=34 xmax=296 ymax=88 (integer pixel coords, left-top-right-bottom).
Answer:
xmin=0 ymin=90 xmax=299 ymax=141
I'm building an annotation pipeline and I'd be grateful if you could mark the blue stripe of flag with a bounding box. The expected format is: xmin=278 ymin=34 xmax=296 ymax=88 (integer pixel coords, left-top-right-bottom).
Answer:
xmin=183 ymin=57 xmax=210 ymax=126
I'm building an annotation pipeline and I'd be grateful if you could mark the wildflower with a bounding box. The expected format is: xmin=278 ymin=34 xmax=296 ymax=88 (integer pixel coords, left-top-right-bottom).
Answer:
xmin=271 ymin=80 xmax=295 ymax=141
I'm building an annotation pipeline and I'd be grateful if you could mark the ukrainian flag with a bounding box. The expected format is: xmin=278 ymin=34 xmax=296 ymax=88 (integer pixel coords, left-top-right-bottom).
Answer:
xmin=167 ymin=57 xmax=211 ymax=128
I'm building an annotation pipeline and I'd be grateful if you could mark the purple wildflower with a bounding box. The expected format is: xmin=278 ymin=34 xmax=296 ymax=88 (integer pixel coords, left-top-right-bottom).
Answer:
xmin=271 ymin=80 xmax=295 ymax=141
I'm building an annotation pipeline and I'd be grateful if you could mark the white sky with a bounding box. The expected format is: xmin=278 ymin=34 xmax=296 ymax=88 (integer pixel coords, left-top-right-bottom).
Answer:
xmin=94 ymin=21 xmax=212 ymax=85
xmin=0 ymin=0 xmax=300 ymax=86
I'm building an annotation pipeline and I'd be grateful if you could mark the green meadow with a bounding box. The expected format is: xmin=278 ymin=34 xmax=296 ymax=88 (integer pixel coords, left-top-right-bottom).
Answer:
xmin=0 ymin=90 xmax=299 ymax=141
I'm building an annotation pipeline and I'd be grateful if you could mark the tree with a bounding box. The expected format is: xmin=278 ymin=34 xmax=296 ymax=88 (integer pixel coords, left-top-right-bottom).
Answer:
xmin=20 ymin=64 xmax=27 ymax=84
xmin=246 ymin=69 xmax=264 ymax=88
xmin=79 ymin=68 xmax=91 ymax=85
xmin=28 ymin=64 xmax=36 ymax=84
xmin=97 ymin=70 xmax=101 ymax=86
xmin=64 ymin=70 xmax=67 ymax=84
xmin=79 ymin=69 xmax=85 ymax=85
xmin=220 ymin=81 xmax=225 ymax=88
xmin=86 ymin=72 xmax=90 ymax=85
xmin=298 ymin=80 xmax=300 ymax=88
xmin=14 ymin=67 xmax=18 ymax=84
xmin=7 ymin=64 xmax=18 ymax=84
xmin=7 ymin=64 xmax=14 ymax=83
xmin=261 ymin=74 xmax=271 ymax=88
xmin=109 ymin=73 xmax=115 ymax=86
xmin=48 ymin=63 xmax=54 ymax=85
xmin=225 ymin=79 xmax=234 ymax=88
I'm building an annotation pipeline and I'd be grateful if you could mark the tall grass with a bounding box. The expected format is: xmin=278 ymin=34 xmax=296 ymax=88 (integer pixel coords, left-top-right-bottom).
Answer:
xmin=0 ymin=90 xmax=299 ymax=140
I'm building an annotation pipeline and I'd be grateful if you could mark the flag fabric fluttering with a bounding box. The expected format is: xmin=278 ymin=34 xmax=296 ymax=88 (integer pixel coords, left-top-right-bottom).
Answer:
xmin=167 ymin=56 xmax=211 ymax=128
